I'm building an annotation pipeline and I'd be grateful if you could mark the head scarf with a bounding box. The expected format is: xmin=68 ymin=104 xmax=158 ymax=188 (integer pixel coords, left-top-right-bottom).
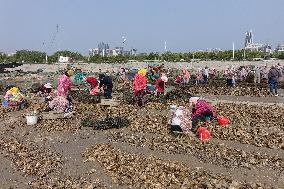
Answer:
xmin=161 ymin=75 xmax=168 ymax=82
xmin=189 ymin=97 xmax=200 ymax=105
xmin=44 ymin=83 xmax=52 ymax=89
xmin=10 ymin=87 xmax=19 ymax=94
xmin=67 ymin=69 xmax=74 ymax=77
xmin=138 ymin=68 xmax=147 ymax=76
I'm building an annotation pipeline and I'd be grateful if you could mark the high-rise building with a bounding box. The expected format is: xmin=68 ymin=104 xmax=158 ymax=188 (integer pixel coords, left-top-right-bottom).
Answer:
xmin=244 ymin=30 xmax=271 ymax=53
xmin=130 ymin=49 xmax=137 ymax=56
xmin=275 ymin=44 xmax=284 ymax=52
xmin=245 ymin=30 xmax=253 ymax=47
xmin=114 ymin=47 xmax=123 ymax=55
xmin=89 ymin=44 xmax=137 ymax=57
xmin=89 ymin=48 xmax=99 ymax=56
xmin=98 ymin=42 xmax=110 ymax=57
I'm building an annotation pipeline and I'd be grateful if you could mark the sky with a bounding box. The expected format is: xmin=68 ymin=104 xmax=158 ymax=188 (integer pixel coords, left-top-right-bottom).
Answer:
xmin=0 ymin=0 xmax=284 ymax=55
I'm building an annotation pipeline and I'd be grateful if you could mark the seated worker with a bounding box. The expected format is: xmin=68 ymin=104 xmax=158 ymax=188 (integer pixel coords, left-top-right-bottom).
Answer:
xmin=99 ymin=74 xmax=113 ymax=99
xmin=47 ymin=95 xmax=72 ymax=114
xmin=37 ymin=83 xmax=53 ymax=97
xmin=175 ymin=75 xmax=183 ymax=84
xmin=189 ymin=97 xmax=217 ymax=129
xmin=84 ymin=76 xmax=99 ymax=95
xmin=3 ymin=87 xmax=27 ymax=110
xmin=44 ymin=70 xmax=74 ymax=114
xmin=168 ymin=106 xmax=192 ymax=134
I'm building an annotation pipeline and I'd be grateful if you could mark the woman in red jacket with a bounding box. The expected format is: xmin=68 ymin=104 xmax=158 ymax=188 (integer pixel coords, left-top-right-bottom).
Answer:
xmin=133 ymin=69 xmax=147 ymax=106
xmin=85 ymin=76 xmax=99 ymax=95
xmin=155 ymin=73 xmax=168 ymax=95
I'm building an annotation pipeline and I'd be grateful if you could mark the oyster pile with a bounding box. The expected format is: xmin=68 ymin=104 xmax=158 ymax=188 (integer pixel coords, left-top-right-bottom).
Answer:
xmin=83 ymin=143 xmax=268 ymax=188
xmin=0 ymin=137 xmax=106 ymax=188
xmin=0 ymin=138 xmax=62 ymax=177
xmin=187 ymin=85 xmax=270 ymax=97
xmin=213 ymin=103 xmax=284 ymax=149
xmin=109 ymin=132 xmax=284 ymax=172
xmin=70 ymin=90 xmax=100 ymax=104
xmin=81 ymin=116 xmax=130 ymax=130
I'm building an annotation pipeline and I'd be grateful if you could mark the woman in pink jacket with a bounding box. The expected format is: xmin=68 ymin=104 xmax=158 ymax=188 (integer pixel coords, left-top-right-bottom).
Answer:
xmin=189 ymin=97 xmax=217 ymax=129
xmin=133 ymin=69 xmax=147 ymax=106
xmin=57 ymin=70 xmax=73 ymax=97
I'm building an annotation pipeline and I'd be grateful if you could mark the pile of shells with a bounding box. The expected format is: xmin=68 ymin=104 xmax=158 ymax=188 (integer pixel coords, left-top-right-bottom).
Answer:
xmin=187 ymin=85 xmax=270 ymax=97
xmin=0 ymin=136 xmax=106 ymax=188
xmin=216 ymin=103 xmax=284 ymax=126
xmin=212 ymin=125 xmax=284 ymax=149
xmin=29 ymin=174 xmax=106 ymax=189
xmin=0 ymin=105 xmax=21 ymax=114
xmin=70 ymin=90 xmax=100 ymax=104
xmin=127 ymin=112 xmax=169 ymax=134
xmin=0 ymin=137 xmax=62 ymax=177
xmin=213 ymin=103 xmax=284 ymax=149
xmin=81 ymin=116 xmax=130 ymax=130
xmin=32 ymin=118 xmax=81 ymax=132
xmin=108 ymin=132 xmax=284 ymax=173
xmin=164 ymin=87 xmax=193 ymax=101
xmin=0 ymin=107 xmax=12 ymax=119
xmin=83 ymin=143 xmax=268 ymax=188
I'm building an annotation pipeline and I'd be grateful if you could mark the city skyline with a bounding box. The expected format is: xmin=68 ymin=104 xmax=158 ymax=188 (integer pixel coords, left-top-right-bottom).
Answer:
xmin=1 ymin=0 xmax=284 ymax=55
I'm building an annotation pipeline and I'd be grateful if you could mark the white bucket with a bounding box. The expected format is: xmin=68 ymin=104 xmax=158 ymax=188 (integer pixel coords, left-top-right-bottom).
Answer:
xmin=170 ymin=105 xmax=177 ymax=112
xmin=26 ymin=115 xmax=38 ymax=125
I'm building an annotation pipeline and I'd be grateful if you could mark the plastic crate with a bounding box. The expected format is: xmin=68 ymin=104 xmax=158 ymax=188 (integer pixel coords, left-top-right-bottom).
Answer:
xmin=100 ymin=99 xmax=119 ymax=107
xmin=42 ymin=111 xmax=65 ymax=120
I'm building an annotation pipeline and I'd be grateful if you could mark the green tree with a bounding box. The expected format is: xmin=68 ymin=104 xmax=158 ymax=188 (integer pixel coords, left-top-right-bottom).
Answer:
xmin=14 ymin=50 xmax=46 ymax=63
xmin=48 ymin=50 xmax=85 ymax=63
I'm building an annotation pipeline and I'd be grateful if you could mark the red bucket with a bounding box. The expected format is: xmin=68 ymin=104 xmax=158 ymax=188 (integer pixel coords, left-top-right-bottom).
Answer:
xmin=217 ymin=116 xmax=230 ymax=126
xmin=197 ymin=127 xmax=211 ymax=142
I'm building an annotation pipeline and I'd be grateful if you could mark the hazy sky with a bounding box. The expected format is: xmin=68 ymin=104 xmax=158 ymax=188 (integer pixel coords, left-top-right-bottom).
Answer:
xmin=0 ymin=0 xmax=284 ymax=55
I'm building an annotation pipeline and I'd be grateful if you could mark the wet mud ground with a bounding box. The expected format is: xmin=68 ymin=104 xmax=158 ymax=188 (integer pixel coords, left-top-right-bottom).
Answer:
xmin=0 ymin=93 xmax=284 ymax=188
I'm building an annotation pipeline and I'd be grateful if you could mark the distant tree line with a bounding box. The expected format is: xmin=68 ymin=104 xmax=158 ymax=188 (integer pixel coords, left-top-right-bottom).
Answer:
xmin=1 ymin=49 xmax=284 ymax=64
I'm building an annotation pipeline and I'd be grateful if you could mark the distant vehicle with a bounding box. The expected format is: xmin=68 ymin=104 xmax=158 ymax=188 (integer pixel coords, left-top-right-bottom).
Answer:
xmin=58 ymin=56 xmax=70 ymax=63
xmin=252 ymin=58 xmax=264 ymax=61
